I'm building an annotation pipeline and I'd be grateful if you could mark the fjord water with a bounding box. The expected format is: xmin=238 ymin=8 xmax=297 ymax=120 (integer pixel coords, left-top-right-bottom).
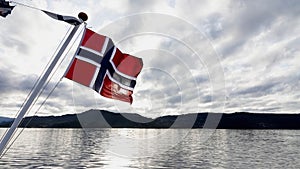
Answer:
xmin=0 ymin=128 xmax=300 ymax=168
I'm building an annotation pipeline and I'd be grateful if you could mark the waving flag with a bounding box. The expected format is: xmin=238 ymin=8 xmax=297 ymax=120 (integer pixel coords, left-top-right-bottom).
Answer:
xmin=65 ymin=29 xmax=143 ymax=103
xmin=0 ymin=0 xmax=14 ymax=18
xmin=43 ymin=10 xmax=82 ymax=25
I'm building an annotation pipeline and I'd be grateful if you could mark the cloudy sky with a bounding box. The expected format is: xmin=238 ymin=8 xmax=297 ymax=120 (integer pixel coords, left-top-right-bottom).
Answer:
xmin=0 ymin=0 xmax=299 ymax=118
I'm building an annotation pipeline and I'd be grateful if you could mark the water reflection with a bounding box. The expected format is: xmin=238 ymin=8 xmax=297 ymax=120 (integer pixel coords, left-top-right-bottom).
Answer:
xmin=0 ymin=129 xmax=300 ymax=168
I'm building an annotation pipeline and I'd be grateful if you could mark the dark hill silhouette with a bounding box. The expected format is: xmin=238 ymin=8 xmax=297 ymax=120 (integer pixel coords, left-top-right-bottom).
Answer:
xmin=0 ymin=117 xmax=13 ymax=124
xmin=1 ymin=110 xmax=300 ymax=129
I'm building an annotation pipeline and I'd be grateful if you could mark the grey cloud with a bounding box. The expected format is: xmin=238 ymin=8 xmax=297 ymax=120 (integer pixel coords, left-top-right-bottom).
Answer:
xmin=233 ymin=73 xmax=300 ymax=97
xmin=0 ymin=67 xmax=37 ymax=94
xmin=166 ymin=95 xmax=182 ymax=105
xmin=127 ymin=0 xmax=156 ymax=10
xmin=0 ymin=70 xmax=12 ymax=92
xmin=234 ymin=82 xmax=277 ymax=96
xmin=265 ymin=39 xmax=300 ymax=71
xmin=0 ymin=36 xmax=29 ymax=54
xmin=218 ymin=0 xmax=300 ymax=57
xmin=0 ymin=66 xmax=80 ymax=115
xmin=201 ymin=13 xmax=224 ymax=40
xmin=194 ymin=74 xmax=209 ymax=84
xmin=200 ymin=95 xmax=212 ymax=103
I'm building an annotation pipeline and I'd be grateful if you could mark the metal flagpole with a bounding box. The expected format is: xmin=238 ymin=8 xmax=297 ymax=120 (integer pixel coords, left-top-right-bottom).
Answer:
xmin=0 ymin=24 xmax=82 ymax=156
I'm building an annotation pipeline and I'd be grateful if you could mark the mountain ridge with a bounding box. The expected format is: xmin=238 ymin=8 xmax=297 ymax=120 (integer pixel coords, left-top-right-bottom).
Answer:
xmin=1 ymin=110 xmax=300 ymax=129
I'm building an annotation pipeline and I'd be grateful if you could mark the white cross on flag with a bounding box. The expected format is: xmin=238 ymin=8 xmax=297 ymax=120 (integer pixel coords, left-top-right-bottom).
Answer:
xmin=65 ymin=28 xmax=143 ymax=104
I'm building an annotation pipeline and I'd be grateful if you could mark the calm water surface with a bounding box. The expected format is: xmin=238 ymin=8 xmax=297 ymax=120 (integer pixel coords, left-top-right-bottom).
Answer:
xmin=0 ymin=129 xmax=300 ymax=168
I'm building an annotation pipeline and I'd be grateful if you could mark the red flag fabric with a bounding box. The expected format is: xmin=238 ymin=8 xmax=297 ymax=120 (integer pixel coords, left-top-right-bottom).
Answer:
xmin=100 ymin=74 xmax=134 ymax=103
xmin=65 ymin=28 xmax=143 ymax=104
xmin=65 ymin=58 xmax=98 ymax=87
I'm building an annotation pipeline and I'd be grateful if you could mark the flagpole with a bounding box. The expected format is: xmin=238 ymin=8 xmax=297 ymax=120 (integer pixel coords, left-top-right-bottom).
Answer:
xmin=0 ymin=24 xmax=82 ymax=156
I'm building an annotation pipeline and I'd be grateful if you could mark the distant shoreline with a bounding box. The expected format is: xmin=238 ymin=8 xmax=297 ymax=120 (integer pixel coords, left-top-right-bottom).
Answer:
xmin=1 ymin=110 xmax=300 ymax=129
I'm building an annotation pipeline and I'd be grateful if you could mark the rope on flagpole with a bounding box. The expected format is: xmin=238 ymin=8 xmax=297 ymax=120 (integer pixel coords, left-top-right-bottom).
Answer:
xmin=9 ymin=0 xmax=45 ymax=11
xmin=0 ymin=25 xmax=85 ymax=159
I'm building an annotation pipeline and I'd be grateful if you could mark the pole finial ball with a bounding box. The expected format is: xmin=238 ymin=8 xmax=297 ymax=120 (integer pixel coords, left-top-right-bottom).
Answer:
xmin=78 ymin=12 xmax=88 ymax=21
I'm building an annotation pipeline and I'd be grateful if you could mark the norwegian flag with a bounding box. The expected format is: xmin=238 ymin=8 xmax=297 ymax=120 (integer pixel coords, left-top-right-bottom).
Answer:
xmin=65 ymin=28 xmax=143 ymax=104
xmin=43 ymin=10 xmax=82 ymax=25
xmin=0 ymin=0 xmax=14 ymax=18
